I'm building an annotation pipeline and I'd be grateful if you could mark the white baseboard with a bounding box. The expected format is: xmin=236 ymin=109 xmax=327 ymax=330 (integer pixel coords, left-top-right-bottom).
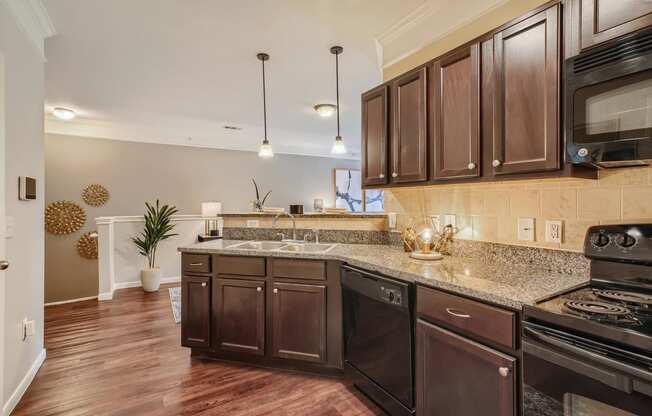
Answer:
xmin=44 ymin=296 xmax=98 ymax=307
xmin=98 ymin=292 xmax=113 ymax=301
xmin=113 ymin=276 xmax=181 ymax=291
xmin=3 ymin=348 xmax=46 ymax=416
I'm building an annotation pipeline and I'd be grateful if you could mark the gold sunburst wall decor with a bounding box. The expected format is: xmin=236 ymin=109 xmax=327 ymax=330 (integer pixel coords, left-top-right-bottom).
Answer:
xmin=77 ymin=231 xmax=98 ymax=259
xmin=82 ymin=184 xmax=110 ymax=207
xmin=45 ymin=201 xmax=86 ymax=235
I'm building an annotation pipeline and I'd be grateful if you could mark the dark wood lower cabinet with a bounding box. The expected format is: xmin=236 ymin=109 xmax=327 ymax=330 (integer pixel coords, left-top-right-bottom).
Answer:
xmin=272 ymin=282 xmax=327 ymax=363
xmin=416 ymin=319 xmax=516 ymax=416
xmin=213 ymin=277 xmax=265 ymax=355
xmin=181 ymin=275 xmax=211 ymax=348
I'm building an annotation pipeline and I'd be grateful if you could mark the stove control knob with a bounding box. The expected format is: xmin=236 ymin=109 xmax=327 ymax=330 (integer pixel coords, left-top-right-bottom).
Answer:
xmin=615 ymin=233 xmax=636 ymax=248
xmin=590 ymin=232 xmax=610 ymax=248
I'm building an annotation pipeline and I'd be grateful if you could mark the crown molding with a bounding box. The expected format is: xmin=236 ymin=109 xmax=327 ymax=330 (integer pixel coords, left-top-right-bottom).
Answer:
xmin=2 ymin=0 xmax=56 ymax=61
xmin=374 ymin=0 xmax=509 ymax=69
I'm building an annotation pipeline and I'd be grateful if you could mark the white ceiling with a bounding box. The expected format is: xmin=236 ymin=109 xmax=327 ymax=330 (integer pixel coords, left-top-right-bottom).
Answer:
xmin=42 ymin=0 xmax=504 ymax=159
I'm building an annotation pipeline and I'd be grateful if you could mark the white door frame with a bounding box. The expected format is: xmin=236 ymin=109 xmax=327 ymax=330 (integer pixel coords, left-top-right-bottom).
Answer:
xmin=0 ymin=51 xmax=7 ymax=409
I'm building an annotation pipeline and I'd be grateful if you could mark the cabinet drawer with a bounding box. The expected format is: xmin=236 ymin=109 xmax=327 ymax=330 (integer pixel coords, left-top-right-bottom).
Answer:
xmin=417 ymin=286 xmax=515 ymax=349
xmin=272 ymin=258 xmax=326 ymax=281
xmin=216 ymin=255 xmax=266 ymax=277
xmin=182 ymin=254 xmax=212 ymax=274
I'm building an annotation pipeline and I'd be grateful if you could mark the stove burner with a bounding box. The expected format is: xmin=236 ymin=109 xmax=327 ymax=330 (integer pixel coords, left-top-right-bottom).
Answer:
xmin=594 ymin=290 xmax=652 ymax=308
xmin=564 ymin=300 xmax=631 ymax=317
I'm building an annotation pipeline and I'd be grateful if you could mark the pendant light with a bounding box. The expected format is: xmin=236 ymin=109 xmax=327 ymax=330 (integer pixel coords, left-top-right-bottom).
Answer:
xmin=330 ymin=46 xmax=347 ymax=155
xmin=257 ymin=52 xmax=274 ymax=159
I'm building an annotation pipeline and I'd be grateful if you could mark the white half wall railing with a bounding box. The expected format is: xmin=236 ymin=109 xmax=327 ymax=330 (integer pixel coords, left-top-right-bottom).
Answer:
xmin=96 ymin=215 xmax=205 ymax=300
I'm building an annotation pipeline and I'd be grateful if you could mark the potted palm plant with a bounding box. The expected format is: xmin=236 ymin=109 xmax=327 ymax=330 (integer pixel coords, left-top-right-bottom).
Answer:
xmin=132 ymin=200 xmax=178 ymax=292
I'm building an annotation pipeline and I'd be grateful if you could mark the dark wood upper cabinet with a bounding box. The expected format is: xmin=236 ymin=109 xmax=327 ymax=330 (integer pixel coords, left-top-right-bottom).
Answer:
xmin=361 ymin=85 xmax=389 ymax=186
xmin=431 ymin=43 xmax=481 ymax=180
xmin=181 ymin=275 xmax=211 ymax=349
xmin=578 ymin=0 xmax=652 ymax=52
xmin=416 ymin=319 xmax=516 ymax=416
xmin=213 ymin=278 xmax=265 ymax=355
xmin=272 ymin=282 xmax=326 ymax=363
xmin=493 ymin=5 xmax=560 ymax=175
xmin=391 ymin=67 xmax=428 ymax=183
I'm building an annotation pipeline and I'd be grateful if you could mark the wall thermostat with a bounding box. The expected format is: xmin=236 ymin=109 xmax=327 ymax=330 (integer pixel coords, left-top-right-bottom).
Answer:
xmin=18 ymin=177 xmax=36 ymax=201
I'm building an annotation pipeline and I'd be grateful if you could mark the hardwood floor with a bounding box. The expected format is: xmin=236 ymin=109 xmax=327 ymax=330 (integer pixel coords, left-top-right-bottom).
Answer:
xmin=14 ymin=285 xmax=381 ymax=415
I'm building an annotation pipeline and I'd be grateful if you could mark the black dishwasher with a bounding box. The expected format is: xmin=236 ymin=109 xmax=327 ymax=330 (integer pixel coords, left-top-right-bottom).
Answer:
xmin=342 ymin=265 xmax=415 ymax=416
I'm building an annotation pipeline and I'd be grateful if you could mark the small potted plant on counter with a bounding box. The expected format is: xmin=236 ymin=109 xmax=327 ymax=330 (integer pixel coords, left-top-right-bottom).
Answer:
xmin=132 ymin=200 xmax=178 ymax=292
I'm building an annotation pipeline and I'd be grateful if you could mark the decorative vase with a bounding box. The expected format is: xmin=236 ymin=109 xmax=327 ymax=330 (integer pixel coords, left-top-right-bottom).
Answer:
xmin=141 ymin=268 xmax=162 ymax=292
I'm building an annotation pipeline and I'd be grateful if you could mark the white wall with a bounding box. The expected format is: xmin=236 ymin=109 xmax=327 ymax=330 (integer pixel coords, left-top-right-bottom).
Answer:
xmin=0 ymin=2 xmax=46 ymax=413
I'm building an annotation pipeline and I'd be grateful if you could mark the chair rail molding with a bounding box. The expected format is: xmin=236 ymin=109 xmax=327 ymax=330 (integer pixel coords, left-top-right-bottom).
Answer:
xmin=1 ymin=0 xmax=56 ymax=61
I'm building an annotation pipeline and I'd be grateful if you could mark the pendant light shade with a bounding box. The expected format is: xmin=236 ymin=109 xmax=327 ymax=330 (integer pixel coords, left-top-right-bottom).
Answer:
xmin=257 ymin=53 xmax=274 ymax=159
xmin=330 ymin=46 xmax=346 ymax=155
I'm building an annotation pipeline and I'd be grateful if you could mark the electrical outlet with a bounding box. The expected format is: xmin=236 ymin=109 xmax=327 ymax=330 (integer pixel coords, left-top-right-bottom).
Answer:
xmin=545 ymin=220 xmax=563 ymax=243
xmin=22 ymin=318 xmax=35 ymax=341
xmin=430 ymin=215 xmax=441 ymax=232
xmin=517 ymin=218 xmax=535 ymax=242
xmin=246 ymin=220 xmax=259 ymax=228
xmin=387 ymin=212 xmax=397 ymax=229
xmin=5 ymin=216 xmax=14 ymax=239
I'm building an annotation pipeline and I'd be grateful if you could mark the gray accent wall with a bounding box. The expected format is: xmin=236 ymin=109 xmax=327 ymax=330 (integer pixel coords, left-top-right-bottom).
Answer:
xmin=45 ymin=133 xmax=359 ymax=303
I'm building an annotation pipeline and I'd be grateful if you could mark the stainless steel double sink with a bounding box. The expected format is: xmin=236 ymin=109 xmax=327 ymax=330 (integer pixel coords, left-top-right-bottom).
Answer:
xmin=227 ymin=240 xmax=337 ymax=254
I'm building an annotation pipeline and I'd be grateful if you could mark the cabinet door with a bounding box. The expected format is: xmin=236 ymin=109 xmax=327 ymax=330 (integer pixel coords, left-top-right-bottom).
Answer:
xmin=416 ymin=319 xmax=516 ymax=416
xmin=432 ymin=43 xmax=480 ymax=180
xmin=271 ymin=282 xmax=326 ymax=363
xmin=493 ymin=5 xmax=560 ymax=175
xmin=391 ymin=67 xmax=428 ymax=183
xmin=213 ymin=278 xmax=265 ymax=355
xmin=181 ymin=275 xmax=211 ymax=348
xmin=580 ymin=0 xmax=652 ymax=50
xmin=362 ymin=85 xmax=389 ymax=186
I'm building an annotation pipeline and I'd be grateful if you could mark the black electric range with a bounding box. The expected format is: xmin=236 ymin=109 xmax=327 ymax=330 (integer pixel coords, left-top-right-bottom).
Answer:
xmin=523 ymin=224 xmax=652 ymax=416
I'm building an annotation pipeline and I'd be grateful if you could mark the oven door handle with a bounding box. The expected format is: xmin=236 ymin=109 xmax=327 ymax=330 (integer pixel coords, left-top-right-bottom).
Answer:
xmin=524 ymin=327 xmax=652 ymax=397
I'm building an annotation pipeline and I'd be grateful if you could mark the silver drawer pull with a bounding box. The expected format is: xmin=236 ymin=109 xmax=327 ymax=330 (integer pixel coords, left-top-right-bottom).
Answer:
xmin=201 ymin=282 xmax=207 ymax=287
xmin=446 ymin=308 xmax=471 ymax=318
xmin=499 ymin=367 xmax=510 ymax=377
xmin=189 ymin=262 xmax=203 ymax=267
xmin=257 ymin=287 xmax=262 ymax=292
xmin=273 ymin=288 xmax=278 ymax=294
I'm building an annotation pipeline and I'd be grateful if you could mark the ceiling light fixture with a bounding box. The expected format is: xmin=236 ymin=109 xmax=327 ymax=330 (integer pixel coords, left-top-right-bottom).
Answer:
xmin=52 ymin=107 xmax=76 ymax=121
xmin=257 ymin=52 xmax=274 ymax=159
xmin=314 ymin=104 xmax=337 ymax=118
xmin=330 ymin=46 xmax=347 ymax=155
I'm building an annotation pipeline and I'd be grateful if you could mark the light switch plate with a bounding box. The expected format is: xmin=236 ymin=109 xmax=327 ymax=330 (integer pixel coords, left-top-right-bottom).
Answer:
xmin=430 ymin=215 xmax=441 ymax=232
xmin=545 ymin=220 xmax=563 ymax=243
xmin=517 ymin=218 xmax=535 ymax=242
xmin=246 ymin=220 xmax=259 ymax=228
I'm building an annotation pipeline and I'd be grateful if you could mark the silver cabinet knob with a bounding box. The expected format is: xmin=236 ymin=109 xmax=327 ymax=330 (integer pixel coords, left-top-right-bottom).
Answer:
xmin=492 ymin=159 xmax=502 ymax=168
xmin=467 ymin=162 xmax=476 ymax=170
xmin=0 ymin=261 xmax=8 ymax=270
xmin=498 ymin=367 xmax=510 ymax=377
xmin=379 ymin=173 xmax=385 ymax=179
xmin=392 ymin=172 xmax=398 ymax=178
xmin=201 ymin=282 xmax=207 ymax=287
xmin=273 ymin=288 xmax=278 ymax=294
xmin=256 ymin=287 xmax=262 ymax=292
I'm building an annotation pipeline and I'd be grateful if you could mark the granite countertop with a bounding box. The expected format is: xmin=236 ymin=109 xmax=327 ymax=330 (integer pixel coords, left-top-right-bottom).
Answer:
xmin=178 ymin=240 xmax=589 ymax=310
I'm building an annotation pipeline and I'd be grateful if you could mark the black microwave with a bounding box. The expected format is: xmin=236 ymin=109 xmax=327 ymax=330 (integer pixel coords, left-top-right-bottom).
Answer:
xmin=566 ymin=28 xmax=652 ymax=168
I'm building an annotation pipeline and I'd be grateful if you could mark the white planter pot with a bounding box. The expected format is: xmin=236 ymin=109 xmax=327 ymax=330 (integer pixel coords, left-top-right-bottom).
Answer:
xmin=141 ymin=268 xmax=162 ymax=292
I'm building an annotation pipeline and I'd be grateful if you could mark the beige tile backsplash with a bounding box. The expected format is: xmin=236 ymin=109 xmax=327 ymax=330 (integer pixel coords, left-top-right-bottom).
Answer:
xmin=384 ymin=166 xmax=652 ymax=252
